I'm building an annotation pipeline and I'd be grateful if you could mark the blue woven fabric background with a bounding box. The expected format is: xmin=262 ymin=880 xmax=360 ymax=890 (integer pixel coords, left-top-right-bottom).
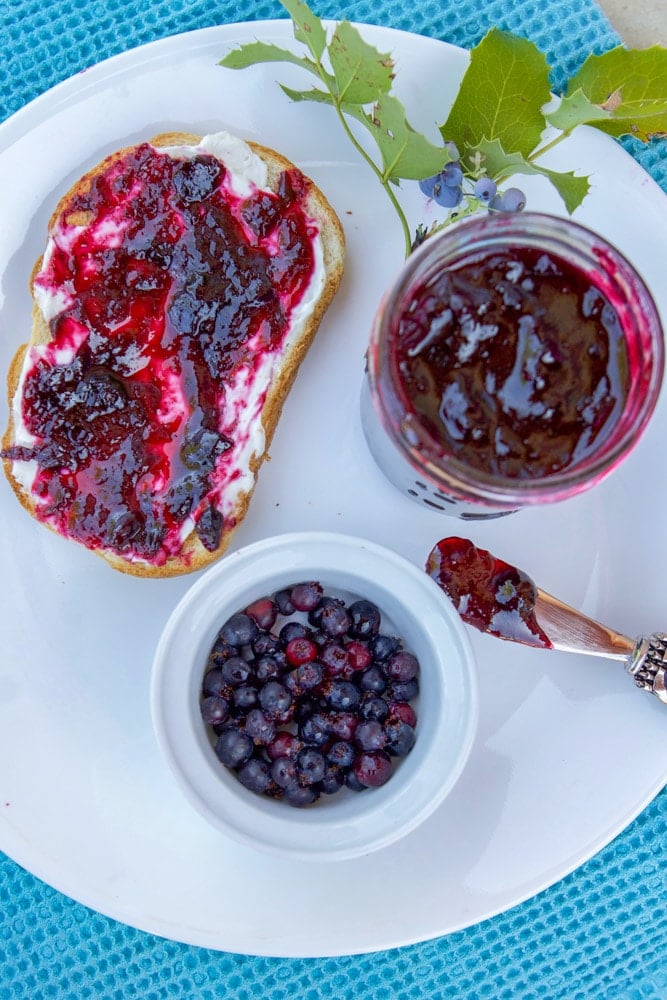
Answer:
xmin=1 ymin=1 xmax=666 ymax=997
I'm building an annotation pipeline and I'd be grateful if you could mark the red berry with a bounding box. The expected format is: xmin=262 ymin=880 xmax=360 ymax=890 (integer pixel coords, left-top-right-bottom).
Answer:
xmin=354 ymin=750 xmax=392 ymax=787
xmin=388 ymin=701 xmax=417 ymax=727
xmin=285 ymin=636 xmax=318 ymax=666
xmin=267 ymin=731 xmax=303 ymax=760
xmin=345 ymin=641 xmax=372 ymax=671
xmin=320 ymin=643 xmax=351 ymax=676
xmin=245 ymin=596 xmax=278 ymax=630
xmin=386 ymin=650 xmax=419 ymax=682
xmin=328 ymin=711 xmax=358 ymax=740
xmin=290 ymin=581 xmax=324 ymax=612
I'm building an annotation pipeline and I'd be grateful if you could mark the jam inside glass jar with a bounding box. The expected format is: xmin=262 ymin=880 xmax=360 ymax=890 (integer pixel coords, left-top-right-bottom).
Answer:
xmin=362 ymin=213 xmax=664 ymax=517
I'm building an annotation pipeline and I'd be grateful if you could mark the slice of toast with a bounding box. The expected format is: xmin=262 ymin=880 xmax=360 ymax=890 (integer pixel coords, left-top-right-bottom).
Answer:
xmin=1 ymin=131 xmax=345 ymax=577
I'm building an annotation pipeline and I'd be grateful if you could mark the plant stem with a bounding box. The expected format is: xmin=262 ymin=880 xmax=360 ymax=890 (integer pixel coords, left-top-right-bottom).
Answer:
xmin=334 ymin=102 xmax=414 ymax=256
xmin=426 ymin=196 xmax=484 ymax=238
xmin=313 ymin=55 xmax=414 ymax=257
xmin=528 ymin=129 xmax=569 ymax=163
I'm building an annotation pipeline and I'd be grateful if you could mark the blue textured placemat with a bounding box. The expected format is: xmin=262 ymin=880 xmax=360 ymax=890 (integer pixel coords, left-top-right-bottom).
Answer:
xmin=1 ymin=1 xmax=666 ymax=997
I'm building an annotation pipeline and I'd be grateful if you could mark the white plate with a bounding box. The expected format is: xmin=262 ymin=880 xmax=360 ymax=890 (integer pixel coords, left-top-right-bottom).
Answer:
xmin=0 ymin=20 xmax=665 ymax=959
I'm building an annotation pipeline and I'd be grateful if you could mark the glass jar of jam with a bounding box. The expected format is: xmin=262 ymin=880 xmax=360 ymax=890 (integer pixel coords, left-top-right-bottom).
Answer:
xmin=361 ymin=212 xmax=664 ymax=518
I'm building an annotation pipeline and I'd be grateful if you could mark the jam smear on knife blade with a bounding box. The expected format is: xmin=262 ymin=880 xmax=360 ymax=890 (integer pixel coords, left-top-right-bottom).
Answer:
xmin=426 ymin=536 xmax=552 ymax=648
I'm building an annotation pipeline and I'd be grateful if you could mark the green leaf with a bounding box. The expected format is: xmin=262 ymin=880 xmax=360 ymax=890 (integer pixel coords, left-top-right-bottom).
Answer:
xmin=539 ymin=168 xmax=590 ymax=214
xmin=476 ymin=137 xmax=590 ymax=214
xmin=371 ymin=95 xmax=454 ymax=180
xmin=440 ymin=28 xmax=551 ymax=157
xmin=219 ymin=1 xmax=667 ymax=256
xmin=545 ymin=88 xmax=613 ymax=133
xmin=328 ymin=20 xmax=395 ymax=104
xmin=554 ymin=46 xmax=667 ymax=141
xmin=280 ymin=84 xmax=369 ymax=127
xmin=219 ymin=40 xmax=317 ymax=74
xmin=280 ymin=0 xmax=327 ymax=60
xmin=280 ymin=84 xmax=336 ymax=106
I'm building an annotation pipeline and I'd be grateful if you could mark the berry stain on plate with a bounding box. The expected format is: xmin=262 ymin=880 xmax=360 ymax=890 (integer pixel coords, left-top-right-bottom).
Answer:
xmin=200 ymin=581 xmax=419 ymax=806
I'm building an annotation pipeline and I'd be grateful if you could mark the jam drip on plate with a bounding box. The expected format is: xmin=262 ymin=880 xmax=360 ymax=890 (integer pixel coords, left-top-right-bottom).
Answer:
xmin=5 ymin=145 xmax=317 ymax=563
xmin=395 ymin=247 xmax=629 ymax=479
xmin=426 ymin=536 xmax=552 ymax=648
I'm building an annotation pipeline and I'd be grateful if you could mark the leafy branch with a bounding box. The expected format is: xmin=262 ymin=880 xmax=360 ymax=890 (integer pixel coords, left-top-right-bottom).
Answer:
xmin=221 ymin=0 xmax=453 ymax=256
xmin=220 ymin=0 xmax=667 ymax=257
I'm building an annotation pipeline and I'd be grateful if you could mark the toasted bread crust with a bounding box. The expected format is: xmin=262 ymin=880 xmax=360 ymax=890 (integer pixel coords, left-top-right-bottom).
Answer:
xmin=2 ymin=132 xmax=345 ymax=577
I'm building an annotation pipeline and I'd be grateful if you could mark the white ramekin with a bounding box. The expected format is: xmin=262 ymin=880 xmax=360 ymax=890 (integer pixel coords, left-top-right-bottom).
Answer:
xmin=151 ymin=532 xmax=478 ymax=862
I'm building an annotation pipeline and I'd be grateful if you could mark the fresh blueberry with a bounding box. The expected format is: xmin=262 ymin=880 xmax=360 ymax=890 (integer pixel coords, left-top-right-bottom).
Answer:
xmin=219 ymin=613 xmax=258 ymax=647
xmin=270 ymin=756 xmax=298 ymax=789
xmin=274 ymin=588 xmax=295 ymax=615
xmin=490 ymin=187 xmax=526 ymax=213
xmin=434 ymin=183 xmax=463 ymax=208
xmin=296 ymin=661 xmax=324 ymax=691
xmin=311 ymin=629 xmax=331 ymax=649
xmin=267 ymin=732 xmax=303 ymax=761
xmin=285 ymin=636 xmax=318 ymax=666
xmin=255 ymin=654 xmax=283 ymax=683
xmin=345 ymin=769 xmax=368 ymax=793
xmin=232 ymin=684 xmax=258 ymax=711
xmin=345 ymin=641 xmax=372 ymax=671
xmin=419 ymin=174 xmax=440 ymax=199
xmin=297 ymin=747 xmax=326 ymax=785
xmin=283 ymin=784 xmax=319 ymax=807
xmin=323 ymin=679 xmax=360 ymax=711
xmin=388 ymin=702 xmax=417 ymax=727
xmin=244 ymin=708 xmax=276 ymax=745
xmin=284 ymin=669 xmax=304 ymax=697
xmin=360 ymin=694 xmax=389 ymax=722
xmin=355 ymin=719 xmax=387 ymax=751
xmin=359 ymin=665 xmax=388 ymax=694
xmin=290 ymin=581 xmax=323 ymax=612
xmin=252 ymin=633 xmax=282 ymax=657
xmin=237 ymin=757 xmax=272 ymax=794
xmin=215 ymin=728 xmax=253 ymax=768
xmin=441 ymin=162 xmax=463 ymax=187
xmin=320 ymin=763 xmax=345 ymax=795
xmin=319 ymin=602 xmax=351 ymax=638
xmin=307 ymin=595 xmax=343 ymax=628
xmin=279 ymin=620 xmax=308 ymax=645
xmin=258 ymin=680 xmax=292 ymax=718
xmin=326 ymin=740 xmax=355 ymax=768
xmin=220 ymin=656 xmax=252 ymax=687
xmin=386 ymin=720 xmax=416 ymax=757
xmin=298 ymin=712 xmax=330 ymax=746
xmin=202 ymin=668 xmax=229 ymax=698
xmin=388 ymin=678 xmax=419 ymax=702
xmin=207 ymin=640 xmax=238 ymax=667
xmin=348 ymin=600 xmax=381 ymax=639
xmin=200 ymin=695 xmax=230 ymax=727
xmin=370 ymin=634 xmax=400 ymax=661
